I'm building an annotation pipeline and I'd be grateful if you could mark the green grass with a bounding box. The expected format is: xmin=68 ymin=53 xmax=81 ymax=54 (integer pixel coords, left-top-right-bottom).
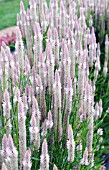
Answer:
xmin=0 ymin=0 xmax=50 ymax=30
xmin=0 ymin=0 xmax=29 ymax=30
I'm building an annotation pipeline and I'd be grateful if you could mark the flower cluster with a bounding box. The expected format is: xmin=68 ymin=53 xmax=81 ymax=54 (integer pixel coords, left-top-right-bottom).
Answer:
xmin=0 ymin=0 xmax=108 ymax=169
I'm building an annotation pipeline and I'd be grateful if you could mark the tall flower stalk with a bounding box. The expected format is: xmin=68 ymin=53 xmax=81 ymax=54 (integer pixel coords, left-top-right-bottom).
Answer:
xmin=18 ymin=101 xmax=26 ymax=170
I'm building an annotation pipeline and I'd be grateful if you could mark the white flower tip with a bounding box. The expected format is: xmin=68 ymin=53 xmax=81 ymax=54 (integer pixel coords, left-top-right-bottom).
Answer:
xmin=53 ymin=164 xmax=58 ymax=170
xmin=42 ymin=139 xmax=48 ymax=154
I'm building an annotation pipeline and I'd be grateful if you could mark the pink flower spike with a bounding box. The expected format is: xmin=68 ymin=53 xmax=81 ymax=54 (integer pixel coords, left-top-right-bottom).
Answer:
xmin=67 ymin=125 xmax=75 ymax=162
xmin=105 ymin=34 xmax=108 ymax=42
xmin=53 ymin=164 xmax=58 ymax=170
xmin=40 ymin=139 xmax=49 ymax=170
xmin=20 ymin=1 xmax=25 ymax=14
xmin=68 ymin=125 xmax=73 ymax=141
xmin=42 ymin=139 xmax=48 ymax=155
xmin=47 ymin=111 xmax=53 ymax=129
xmin=23 ymin=149 xmax=32 ymax=170
xmin=30 ymin=114 xmax=36 ymax=127
xmin=81 ymin=147 xmax=89 ymax=165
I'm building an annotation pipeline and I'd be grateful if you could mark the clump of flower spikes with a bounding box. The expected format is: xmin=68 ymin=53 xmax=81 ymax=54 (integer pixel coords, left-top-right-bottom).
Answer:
xmin=0 ymin=0 xmax=108 ymax=169
xmin=1 ymin=134 xmax=18 ymax=170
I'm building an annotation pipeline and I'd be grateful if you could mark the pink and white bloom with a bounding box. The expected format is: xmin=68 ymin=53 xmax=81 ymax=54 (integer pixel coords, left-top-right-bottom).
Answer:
xmin=40 ymin=139 xmax=49 ymax=170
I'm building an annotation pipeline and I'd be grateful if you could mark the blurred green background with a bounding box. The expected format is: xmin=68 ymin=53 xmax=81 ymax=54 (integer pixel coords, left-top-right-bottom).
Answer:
xmin=0 ymin=0 xmax=29 ymax=30
xmin=0 ymin=0 xmax=50 ymax=30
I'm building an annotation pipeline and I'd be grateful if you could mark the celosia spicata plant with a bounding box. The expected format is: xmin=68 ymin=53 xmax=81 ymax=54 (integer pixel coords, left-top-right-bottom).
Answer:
xmin=0 ymin=0 xmax=109 ymax=169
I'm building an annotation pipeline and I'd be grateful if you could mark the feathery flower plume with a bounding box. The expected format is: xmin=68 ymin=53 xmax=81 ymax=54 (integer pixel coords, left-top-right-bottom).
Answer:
xmin=5 ymin=46 xmax=13 ymax=80
xmin=67 ymin=125 xmax=75 ymax=162
xmin=81 ymin=147 xmax=89 ymax=165
xmin=38 ymin=52 xmax=46 ymax=86
xmin=61 ymin=40 xmax=67 ymax=103
xmin=25 ymin=84 xmax=32 ymax=105
xmin=2 ymin=90 xmax=12 ymax=135
xmin=47 ymin=110 xmax=53 ymax=129
xmin=17 ymin=14 xmax=23 ymax=36
xmin=24 ymin=13 xmax=33 ymax=66
xmin=18 ymin=100 xmax=26 ymax=170
xmin=54 ymin=28 xmax=59 ymax=66
xmin=30 ymin=114 xmax=40 ymax=149
xmin=0 ymin=46 xmax=8 ymax=90
xmin=41 ymin=12 xmax=47 ymax=34
xmin=12 ymin=64 xmax=19 ymax=85
xmin=14 ymin=87 xmax=21 ymax=103
xmin=29 ymin=0 xmax=37 ymax=27
xmin=68 ymin=29 xmax=76 ymax=80
xmin=63 ymin=76 xmax=73 ymax=133
xmin=40 ymin=139 xmax=49 ymax=170
xmin=103 ymin=60 xmax=108 ymax=77
xmin=86 ymin=87 xmax=94 ymax=161
xmin=31 ymin=67 xmax=37 ymax=95
xmin=52 ymin=0 xmax=58 ymax=28
xmin=99 ymin=99 xmax=103 ymax=118
xmin=47 ymin=28 xmax=52 ymax=45
xmin=53 ymin=164 xmax=58 ymax=170
xmin=76 ymin=142 xmax=82 ymax=153
xmin=95 ymin=102 xmax=99 ymax=120
xmin=20 ymin=1 xmax=26 ymax=36
xmin=32 ymin=96 xmax=41 ymax=128
xmin=7 ymin=135 xmax=18 ymax=170
xmin=6 ymin=120 xmax=12 ymax=137
xmin=89 ymin=15 xmax=93 ymax=27
xmin=36 ymin=75 xmax=46 ymax=122
xmin=3 ymin=90 xmax=11 ymax=119
xmin=46 ymin=42 xmax=54 ymax=94
xmin=23 ymin=149 xmax=32 ymax=170
xmin=1 ymin=134 xmax=8 ymax=161
xmin=15 ymin=27 xmax=24 ymax=71
xmin=53 ymin=70 xmax=62 ymax=139
xmin=41 ymin=119 xmax=48 ymax=137
xmin=63 ymin=44 xmax=71 ymax=87
xmin=60 ymin=1 xmax=67 ymax=38
xmin=33 ymin=22 xmax=42 ymax=71
xmin=105 ymin=34 xmax=109 ymax=62
xmin=78 ymin=50 xmax=86 ymax=99
xmin=22 ymin=93 xmax=28 ymax=115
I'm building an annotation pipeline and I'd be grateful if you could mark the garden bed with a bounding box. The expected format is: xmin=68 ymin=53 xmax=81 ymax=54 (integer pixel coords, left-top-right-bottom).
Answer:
xmin=0 ymin=0 xmax=109 ymax=170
